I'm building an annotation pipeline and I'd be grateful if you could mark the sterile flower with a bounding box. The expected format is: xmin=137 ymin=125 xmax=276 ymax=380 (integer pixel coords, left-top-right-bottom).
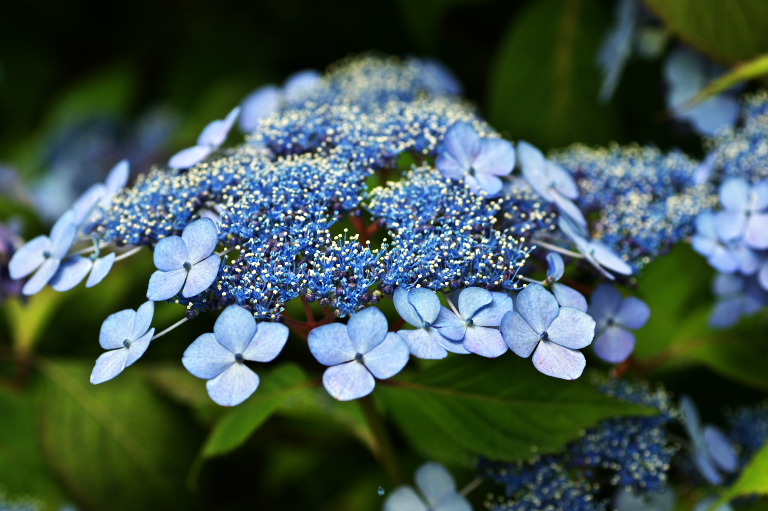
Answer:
xmin=91 ymin=301 xmax=155 ymax=384
xmin=169 ymin=107 xmax=240 ymax=169
xmin=384 ymin=462 xmax=472 ymax=511
xmin=680 ymin=395 xmax=738 ymax=485
xmin=394 ymin=287 xmax=449 ymax=359
xmin=545 ymin=253 xmax=588 ymax=311
xmin=588 ymin=284 xmax=650 ymax=364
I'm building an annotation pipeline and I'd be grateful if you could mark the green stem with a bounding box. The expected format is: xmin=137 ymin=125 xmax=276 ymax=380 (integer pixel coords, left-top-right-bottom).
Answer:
xmin=359 ymin=395 xmax=404 ymax=486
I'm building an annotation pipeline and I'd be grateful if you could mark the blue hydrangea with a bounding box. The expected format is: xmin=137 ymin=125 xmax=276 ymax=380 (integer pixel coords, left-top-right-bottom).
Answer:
xmin=383 ymin=462 xmax=472 ymax=511
xmin=544 ymin=253 xmax=588 ymax=311
xmin=588 ymin=284 xmax=650 ymax=364
xmin=91 ymin=301 xmax=155 ymax=384
xmin=169 ymin=107 xmax=240 ymax=169
xmin=394 ymin=287 xmax=451 ymax=359
xmin=680 ymin=395 xmax=738 ymax=485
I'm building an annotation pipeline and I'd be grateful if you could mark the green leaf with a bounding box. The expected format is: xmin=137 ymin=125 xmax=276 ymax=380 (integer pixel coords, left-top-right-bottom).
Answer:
xmin=377 ymin=355 xmax=655 ymax=464
xmin=716 ymin=441 xmax=768 ymax=507
xmin=690 ymin=53 xmax=768 ymax=106
xmin=3 ymin=289 xmax=66 ymax=355
xmin=142 ymin=364 xmax=224 ymax=425
xmin=644 ymin=0 xmax=768 ymax=64
xmin=488 ymin=0 xmax=620 ymax=148
xmin=201 ymin=363 xmax=312 ymax=458
xmin=0 ymin=389 xmax=65 ymax=509
xmin=37 ymin=359 xmax=200 ymax=511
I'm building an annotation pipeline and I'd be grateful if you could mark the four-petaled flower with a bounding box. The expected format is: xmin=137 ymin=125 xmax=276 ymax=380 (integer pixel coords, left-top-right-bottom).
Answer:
xmin=182 ymin=305 xmax=289 ymax=406
xmin=588 ymin=284 xmax=650 ymax=364
xmin=559 ymin=217 xmax=633 ymax=279
xmin=383 ymin=462 xmax=472 ymax=511
xmin=394 ymin=287 xmax=450 ymax=359
xmin=500 ymin=283 xmax=595 ymax=380
xmin=49 ymin=252 xmax=116 ymax=292
xmin=308 ymin=307 xmax=409 ymax=401
xmin=431 ymin=287 xmax=512 ymax=358
xmin=716 ymin=178 xmax=768 ymax=249
xmin=9 ymin=210 xmax=77 ymax=295
xmin=436 ymin=121 xmax=515 ymax=196
xmin=91 ymin=301 xmax=155 ymax=384
xmin=680 ymin=395 xmax=738 ymax=485
xmin=146 ymin=218 xmax=221 ymax=301
xmin=169 ymin=107 xmax=240 ymax=169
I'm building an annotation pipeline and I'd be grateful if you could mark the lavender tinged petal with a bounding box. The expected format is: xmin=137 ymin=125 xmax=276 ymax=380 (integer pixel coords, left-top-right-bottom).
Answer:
xmin=182 ymin=218 xmax=219 ymax=264
xmin=473 ymin=138 xmax=515 ymax=176
xmin=547 ymin=253 xmax=565 ymax=281
xmin=182 ymin=333 xmax=235 ymax=379
xmin=471 ymin=292 xmax=513 ymax=327
xmin=500 ymin=310 xmax=540 ymax=358
xmin=9 ymin=235 xmax=49 ymax=279
xmin=182 ymin=254 xmax=220 ymax=297
xmin=49 ymin=256 xmax=92 ymax=292
xmin=415 ymin=462 xmax=456 ymax=508
xmin=693 ymin=449 xmax=723 ymax=485
xmin=398 ymin=329 xmax=448 ymax=359
xmin=593 ymin=326 xmax=635 ymax=363
xmin=394 ymin=287 xmax=423 ymax=327
xmin=745 ymin=212 xmax=768 ymax=249
xmin=552 ymin=283 xmax=588 ymax=312
xmin=363 ymin=332 xmax=409 ymax=379
xmin=719 ymin=178 xmax=750 ymax=212
xmin=614 ymin=297 xmax=651 ymax=329
xmin=407 ymin=288 xmax=441 ymax=325
xmin=463 ymin=326 xmax=508 ymax=358
xmin=206 ymin=362 xmax=259 ymax=407
xmin=442 ymin=121 xmax=480 ymax=170
xmin=308 ymin=323 xmax=355 ymax=366
xmin=240 ymin=86 xmax=281 ymax=133
xmin=90 ymin=349 xmax=132 ymax=384
xmin=680 ymin=395 xmax=701 ymax=441
xmin=322 ymin=361 xmax=375 ymax=401
xmin=548 ymin=161 xmax=579 ymax=199
xmin=430 ymin=329 xmax=471 ymax=355
xmin=472 ymin=172 xmax=503 ymax=196
xmin=100 ymin=310 xmax=136 ymax=349
xmin=515 ymin=284 xmax=559 ymax=333
xmin=153 ymin=236 xmax=187 ymax=271
xmin=546 ymin=307 xmax=595 ymax=349
xmin=214 ymin=305 xmax=257 ymax=355
xmin=168 ymin=145 xmax=212 ymax=169
xmin=383 ymin=487 xmax=428 ymax=511
xmin=432 ymin=306 xmax=467 ymax=341
xmin=532 ymin=341 xmax=586 ymax=380
xmin=199 ymin=107 xmax=240 ymax=148
xmin=346 ymin=306 xmax=388 ymax=354
xmin=86 ymin=252 xmax=116 ymax=288
xmin=122 ymin=329 xmax=154 ymax=367
xmin=283 ymin=70 xmax=321 ymax=101
xmin=703 ymin=426 xmax=738 ymax=472
xmin=146 ymin=268 xmax=187 ymax=301
xmin=72 ymin=184 xmax=105 ymax=225
xmin=710 ymin=298 xmax=745 ymax=328
xmin=131 ymin=301 xmax=155 ymax=340
xmin=551 ymin=190 xmax=587 ymax=228
xmin=588 ymin=284 xmax=623 ymax=328
xmin=752 ymin=181 xmax=768 ymax=211
xmin=436 ymin=153 xmax=468 ymax=181
xmin=22 ymin=258 xmax=60 ymax=295
xmin=104 ymin=160 xmax=129 ymax=196
xmin=243 ymin=322 xmax=289 ymax=362
xmin=716 ymin=210 xmax=747 ymax=242
xmin=590 ymin=241 xmax=633 ymax=275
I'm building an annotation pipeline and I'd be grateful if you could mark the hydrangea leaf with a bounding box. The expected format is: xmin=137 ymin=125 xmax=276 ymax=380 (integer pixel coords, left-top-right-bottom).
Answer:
xmin=377 ymin=355 xmax=655 ymax=464
xmin=716 ymin=440 xmax=768 ymax=506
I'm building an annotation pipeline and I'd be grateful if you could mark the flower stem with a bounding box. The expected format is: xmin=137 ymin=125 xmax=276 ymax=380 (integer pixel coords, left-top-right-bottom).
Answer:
xmin=359 ymin=395 xmax=404 ymax=486
xmin=459 ymin=476 xmax=483 ymax=496
xmin=114 ymin=245 xmax=144 ymax=262
xmin=152 ymin=317 xmax=189 ymax=341
xmin=530 ymin=239 xmax=584 ymax=259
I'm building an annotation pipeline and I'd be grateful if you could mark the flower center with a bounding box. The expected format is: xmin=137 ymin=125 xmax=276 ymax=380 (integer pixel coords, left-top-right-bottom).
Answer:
xmin=42 ymin=250 xmax=51 ymax=259
xmin=235 ymin=353 xmax=244 ymax=363
xmin=123 ymin=339 xmax=132 ymax=348
xmin=354 ymin=352 xmax=364 ymax=363
xmin=465 ymin=318 xmax=474 ymax=326
xmin=539 ymin=331 xmax=549 ymax=341
xmin=421 ymin=320 xmax=430 ymax=329
xmin=183 ymin=261 xmax=192 ymax=271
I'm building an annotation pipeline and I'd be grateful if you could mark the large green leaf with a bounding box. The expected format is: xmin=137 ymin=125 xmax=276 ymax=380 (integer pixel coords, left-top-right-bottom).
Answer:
xmin=488 ymin=0 xmax=620 ymax=148
xmin=377 ymin=355 xmax=655 ymax=464
xmin=0 ymin=389 xmax=65 ymax=510
xmin=643 ymin=0 xmax=768 ymax=64
xmin=716 ymin=441 xmax=768 ymax=507
xmin=37 ymin=359 xmax=200 ymax=511
xmin=201 ymin=363 xmax=312 ymax=458
xmin=690 ymin=53 xmax=768 ymax=106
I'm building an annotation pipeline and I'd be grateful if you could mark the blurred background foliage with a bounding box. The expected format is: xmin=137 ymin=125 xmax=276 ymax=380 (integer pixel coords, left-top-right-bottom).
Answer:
xmin=2 ymin=0 xmax=768 ymax=510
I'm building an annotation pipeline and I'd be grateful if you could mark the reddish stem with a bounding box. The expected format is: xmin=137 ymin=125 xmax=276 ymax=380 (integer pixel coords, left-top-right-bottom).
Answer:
xmin=301 ymin=296 xmax=316 ymax=326
xmin=350 ymin=215 xmax=370 ymax=245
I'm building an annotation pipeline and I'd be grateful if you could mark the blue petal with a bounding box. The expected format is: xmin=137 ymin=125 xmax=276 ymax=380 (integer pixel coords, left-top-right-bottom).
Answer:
xmin=500 ymin=310 xmax=540 ymax=358
xmin=432 ymin=306 xmax=467 ymax=341
xmin=104 ymin=160 xmax=129 ymax=197
xmin=214 ymin=305 xmax=257 ymax=355
xmin=100 ymin=309 xmax=136 ymax=349
xmin=473 ymin=138 xmax=515 ymax=177
xmin=693 ymin=448 xmax=723 ymax=485
xmin=383 ymin=487 xmax=428 ymax=511
xmin=308 ymin=322 xmax=355 ymax=366
xmin=441 ymin=121 xmax=480 ymax=172
xmin=8 ymin=235 xmax=49 ymax=279
xmin=547 ymin=161 xmax=579 ymax=199
xmin=435 ymin=494 xmax=473 ymax=511
xmin=198 ymin=107 xmax=240 ymax=149
xmin=240 ymin=85 xmax=281 ymax=133
xmin=463 ymin=326 xmax=508 ymax=358
xmin=613 ymin=487 xmax=676 ymax=511
xmin=716 ymin=210 xmax=746 ymax=242
xmin=614 ymin=297 xmax=650 ymax=329
xmin=346 ymin=306 xmax=388 ymax=355
xmin=243 ymin=322 xmax=289 ymax=362
xmin=593 ymin=326 xmax=635 ymax=363
xmin=515 ymin=284 xmax=559 ymax=334
xmin=532 ymin=341 xmax=586 ymax=380
xmin=50 ymin=255 xmax=92 ymax=292
xmin=471 ymin=292 xmax=514 ymax=327
xmin=752 ymin=181 xmax=768 ymax=210
xmin=694 ymin=497 xmax=733 ymax=511
xmin=710 ymin=298 xmax=744 ymax=329
xmin=131 ymin=301 xmax=155 ymax=341
xmin=551 ymin=190 xmax=587 ymax=228
xmin=71 ymin=184 xmax=105 ymax=226
xmin=552 ymin=283 xmax=588 ymax=312
xmin=146 ymin=268 xmax=187 ymax=301
xmin=123 ymin=329 xmax=154 ymax=367
xmin=398 ymin=329 xmax=447 ymax=360
xmin=90 ymin=348 xmax=131 ymax=384
xmin=48 ymin=211 xmax=77 ymax=259
xmin=415 ymin=462 xmax=456 ymax=509
xmin=457 ymin=286 xmax=493 ymax=320
xmin=430 ymin=328 xmax=470 ymax=355
xmin=547 ymin=253 xmax=565 ymax=281
xmin=680 ymin=395 xmax=702 ymax=441
xmin=363 ymin=332 xmax=409 ymax=379
xmin=206 ymin=362 xmax=259 ymax=407
xmin=407 ymin=288 xmax=441 ymax=325
xmin=153 ymin=235 xmax=187 ymax=271
xmin=436 ymin=152 xmax=468 ymax=181
xmin=182 ymin=254 xmax=220 ymax=297
xmin=322 ymin=361 xmax=375 ymax=401
xmin=590 ymin=240 xmax=633 ymax=275
xmin=688 ymin=94 xmax=739 ymax=136
xmin=547 ymin=307 xmax=595 ymax=349
xmin=168 ymin=145 xmax=212 ymax=169
xmin=283 ymin=69 xmax=322 ymax=101
xmin=22 ymin=258 xmax=60 ymax=295
xmin=182 ymin=332 xmax=235 ymax=379
xmin=719 ymin=178 xmax=750 ymax=212
xmin=472 ymin=172 xmax=503 ymax=196
xmin=694 ymin=211 xmax=719 ymax=239
xmin=394 ymin=287 xmax=423 ymax=327
xmin=182 ymin=218 xmax=219 ymax=264
xmin=85 ymin=252 xmax=116 ymax=288
xmin=704 ymin=426 xmax=738 ymax=473
xmin=588 ymin=283 xmax=623 ymax=330
xmin=518 ymin=141 xmax=553 ymax=201
xmin=745 ymin=212 xmax=768 ymax=249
